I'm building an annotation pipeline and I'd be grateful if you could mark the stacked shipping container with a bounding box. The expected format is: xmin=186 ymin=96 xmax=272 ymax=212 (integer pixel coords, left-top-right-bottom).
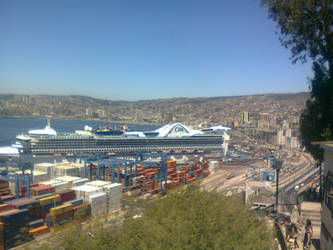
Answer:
xmin=0 ymin=209 xmax=29 ymax=249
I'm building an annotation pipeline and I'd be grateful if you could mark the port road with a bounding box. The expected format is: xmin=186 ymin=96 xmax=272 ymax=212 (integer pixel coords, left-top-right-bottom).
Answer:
xmin=201 ymin=163 xmax=248 ymax=192
xmin=201 ymin=151 xmax=316 ymax=199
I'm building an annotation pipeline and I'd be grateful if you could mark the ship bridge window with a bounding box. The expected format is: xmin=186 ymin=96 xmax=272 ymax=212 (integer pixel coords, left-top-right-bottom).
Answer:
xmin=174 ymin=126 xmax=185 ymax=132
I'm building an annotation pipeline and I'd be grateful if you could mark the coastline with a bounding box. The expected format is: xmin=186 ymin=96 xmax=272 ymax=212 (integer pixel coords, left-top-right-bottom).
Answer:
xmin=0 ymin=115 xmax=162 ymax=127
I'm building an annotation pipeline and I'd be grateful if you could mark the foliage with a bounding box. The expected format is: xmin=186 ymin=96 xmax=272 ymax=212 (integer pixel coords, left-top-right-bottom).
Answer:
xmin=58 ymin=185 xmax=272 ymax=249
xmin=262 ymin=0 xmax=333 ymax=160
xmin=261 ymin=0 xmax=333 ymax=68
xmin=300 ymin=63 xmax=333 ymax=160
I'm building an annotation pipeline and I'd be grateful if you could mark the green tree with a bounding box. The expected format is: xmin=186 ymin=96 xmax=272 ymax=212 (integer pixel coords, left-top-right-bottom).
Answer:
xmin=299 ymin=63 xmax=333 ymax=160
xmin=262 ymin=0 xmax=333 ymax=160
xmin=59 ymin=185 xmax=272 ymax=249
xmin=261 ymin=0 xmax=333 ymax=68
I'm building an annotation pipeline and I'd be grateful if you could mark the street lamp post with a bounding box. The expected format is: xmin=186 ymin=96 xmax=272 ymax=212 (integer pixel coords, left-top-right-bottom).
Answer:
xmin=273 ymin=158 xmax=283 ymax=214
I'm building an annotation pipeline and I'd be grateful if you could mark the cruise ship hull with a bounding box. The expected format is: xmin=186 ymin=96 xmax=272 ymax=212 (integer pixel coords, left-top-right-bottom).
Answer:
xmin=11 ymin=122 xmax=231 ymax=156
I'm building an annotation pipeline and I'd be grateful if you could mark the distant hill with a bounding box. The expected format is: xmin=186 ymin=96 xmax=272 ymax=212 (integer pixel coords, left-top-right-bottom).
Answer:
xmin=0 ymin=93 xmax=309 ymax=125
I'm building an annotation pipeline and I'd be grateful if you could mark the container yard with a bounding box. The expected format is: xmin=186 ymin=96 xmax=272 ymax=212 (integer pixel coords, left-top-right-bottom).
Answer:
xmin=0 ymin=153 xmax=214 ymax=249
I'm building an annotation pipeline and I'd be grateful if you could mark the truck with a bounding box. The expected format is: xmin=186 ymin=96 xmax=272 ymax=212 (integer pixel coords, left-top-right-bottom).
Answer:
xmin=226 ymin=174 xmax=234 ymax=179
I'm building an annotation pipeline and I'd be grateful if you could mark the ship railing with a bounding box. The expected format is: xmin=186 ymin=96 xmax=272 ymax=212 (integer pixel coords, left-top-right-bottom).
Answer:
xmin=32 ymin=145 xmax=222 ymax=154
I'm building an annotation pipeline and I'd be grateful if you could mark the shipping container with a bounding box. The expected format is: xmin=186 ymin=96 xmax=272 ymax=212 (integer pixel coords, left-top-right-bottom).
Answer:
xmin=39 ymin=195 xmax=61 ymax=207
xmin=0 ymin=205 xmax=9 ymax=213
xmin=40 ymin=202 xmax=62 ymax=212
xmin=58 ymin=190 xmax=76 ymax=203
xmin=49 ymin=209 xmax=73 ymax=223
xmin=50 ymin=204 xmax=73 ymax=217
xmin=64 ymin=199 xmax=83 ymax=207
xmin=0 ymin=181 xmax=9 ymax=189
xmin=89 ymin=193 xmax=107 ymax=217
xmin=29 ymin=225 xmax=49 ymax=237
xmin=30 ymin=185 xmax=55 ymax=196
xmin=11 ymin=199 xmax=39 ymax=209
xmin=72 ymin=185 xmax=102 ymax=201
xmin=73 ymin=204 xmax=91 ymax=220
xmin=0 ymin=209 xmax=29 ymax=241
xmin=33 ymin=193 xmax=54 ymax=200
xmin=28 ymin=219 xmax=44 ymax=229
xmin=167 ymin=160 xmax=176 ymax=168
xmin=0 ymin=209 xmax=21 ymax=217
xmin=0 ymin=194 xmax=16 ymax=202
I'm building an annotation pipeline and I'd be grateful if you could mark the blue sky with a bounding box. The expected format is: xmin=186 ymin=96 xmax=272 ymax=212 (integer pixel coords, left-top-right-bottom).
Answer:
xmin=0 ymin=0 xmax=312 ymax=100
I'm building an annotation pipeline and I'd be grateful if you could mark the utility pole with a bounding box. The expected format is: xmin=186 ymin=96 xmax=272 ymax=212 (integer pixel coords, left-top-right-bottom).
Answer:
xmin=273 ymin=158 xmax=283 ymax=214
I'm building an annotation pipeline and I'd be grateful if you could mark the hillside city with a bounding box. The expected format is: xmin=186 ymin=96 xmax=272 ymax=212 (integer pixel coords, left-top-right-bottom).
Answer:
xmin=2 ymin=0 xmax=333 ymax=248
xmin=0 ymin=93 xmax=308 ymax=151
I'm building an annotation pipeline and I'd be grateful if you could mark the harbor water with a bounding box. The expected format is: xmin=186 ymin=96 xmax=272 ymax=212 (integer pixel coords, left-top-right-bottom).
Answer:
xmin=0 ymin=117 xmax=157 ymax=147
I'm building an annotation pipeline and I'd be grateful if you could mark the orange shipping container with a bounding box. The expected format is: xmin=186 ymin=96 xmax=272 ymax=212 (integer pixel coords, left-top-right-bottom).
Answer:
xmin=167 ymin=160 xmax=176 ymax=167
xmin=29 ymin=226 xmax=50 ymax=237
xmin=0 ymin=194 xmax=15 ymax=202
xmin=0 ymin=204 xmax=9 ymax=212
xmin=0 ymin=209 xmax=21 ymax=220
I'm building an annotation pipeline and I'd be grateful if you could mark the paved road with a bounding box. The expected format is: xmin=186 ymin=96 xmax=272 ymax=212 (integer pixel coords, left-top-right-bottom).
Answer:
xmin=201 ymin=151 xmax=317 ymax=201
xmin=278 ymin=152 xmax=319 ymax=213
xmin=201 ymin=163 xmax=249 ymax=192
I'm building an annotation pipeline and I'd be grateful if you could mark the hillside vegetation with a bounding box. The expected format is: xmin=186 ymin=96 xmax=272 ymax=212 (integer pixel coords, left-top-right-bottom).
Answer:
xmin=56 ymin=185 xmax=272 ymax=249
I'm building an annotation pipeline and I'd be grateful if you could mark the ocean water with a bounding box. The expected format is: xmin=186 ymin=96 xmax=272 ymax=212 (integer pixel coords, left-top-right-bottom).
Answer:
xmin=0 ymin=118 xmax=157 ymax=146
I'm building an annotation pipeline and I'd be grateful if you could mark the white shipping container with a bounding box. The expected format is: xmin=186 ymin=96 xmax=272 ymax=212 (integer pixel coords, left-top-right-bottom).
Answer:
xmin=106 ymin=191 xmax=122 ymax=212
xmin=72 ymin=178 xmax=89 ymax=187
xmin=103 ymin=183 xmax=122 ymax=194
xmin=90 ymin=192 xmax=107 ymax=202
xmin=105 ymin=191 xmax=122 ymax=198
xmin=15 ymin=170 xmax=48 ymax=183
xmin=55 ymin=176 xmax=81 ymax=186
xmin=86 ymin=180 xmax=111 ymax=188
xmin=89 ymin=192 xmax=107 ymax=217
xmin=72 ymin=185 xmax=102 ymax=201
xmin=52 ymin=181 xmax=70 ymax=192
xmin=32 ymin=172 xmax=49 ymax=183
xmin=34 ymin=163 xmax=54 ymax=178
xmin=40 ymin=180 xmax=62 ymax=186
xmin=103 ymin=183 xmax=122 ymax=189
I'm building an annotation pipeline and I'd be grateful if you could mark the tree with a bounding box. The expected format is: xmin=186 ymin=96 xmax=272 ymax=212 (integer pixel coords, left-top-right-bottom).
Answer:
xmin=261 ymin=0 xmax=333 ymax=69
xmin=262 ymin=0 xmax=333 ymax=160
xmin=299 ymin=63 xmax=333 ymax=160
xmin=59 ymin=185 xmax=272 ymax=249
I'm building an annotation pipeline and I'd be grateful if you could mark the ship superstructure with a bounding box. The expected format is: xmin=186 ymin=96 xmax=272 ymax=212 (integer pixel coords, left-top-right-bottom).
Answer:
xmin=13 ymin=121 xmax=230 ymax=156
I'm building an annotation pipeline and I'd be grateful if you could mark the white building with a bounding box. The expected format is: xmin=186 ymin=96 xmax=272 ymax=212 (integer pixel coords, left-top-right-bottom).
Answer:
xmin=277 ymin=126 xmax=301 ymax=149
